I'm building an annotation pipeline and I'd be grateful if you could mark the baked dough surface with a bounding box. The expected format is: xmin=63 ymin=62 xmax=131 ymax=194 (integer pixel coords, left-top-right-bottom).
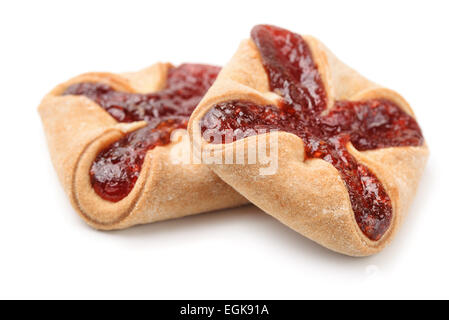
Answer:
xmin=188 ymin=37 xmax=429 ymax=256
xmin=39 ymin=63 xmax=247 ymax=230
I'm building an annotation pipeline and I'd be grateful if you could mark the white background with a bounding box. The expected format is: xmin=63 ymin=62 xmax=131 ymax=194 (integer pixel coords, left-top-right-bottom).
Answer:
xmin=0 ymin=0 xmax=448 ymax=299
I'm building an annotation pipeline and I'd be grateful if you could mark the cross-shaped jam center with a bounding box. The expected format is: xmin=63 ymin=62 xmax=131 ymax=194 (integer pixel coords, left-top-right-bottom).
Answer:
xmin=63 ymin=64 xmax=220 ymax=202
xmin=200 ymin=25 xmax=424 ymax=240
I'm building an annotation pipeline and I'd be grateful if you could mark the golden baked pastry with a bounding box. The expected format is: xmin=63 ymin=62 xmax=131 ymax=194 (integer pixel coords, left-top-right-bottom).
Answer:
xmin=39 ymin=63 xmax=246 ymax=230
xmin=189 ymin=25 xmax=429 ymax=256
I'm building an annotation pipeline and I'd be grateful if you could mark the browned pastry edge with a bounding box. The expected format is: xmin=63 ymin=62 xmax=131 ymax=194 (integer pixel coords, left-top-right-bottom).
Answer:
xmin=188 ymin=38 xmax=429 ymax=256
xmin=38 ymin=63 xmax=247 ymax=230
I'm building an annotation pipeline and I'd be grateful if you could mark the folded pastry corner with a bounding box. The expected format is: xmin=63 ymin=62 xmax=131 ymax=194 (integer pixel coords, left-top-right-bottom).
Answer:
xmin=188 ymin=25 xmax=429 ymax=256
xmin=39 ymin=63 xmax=247 ymax=230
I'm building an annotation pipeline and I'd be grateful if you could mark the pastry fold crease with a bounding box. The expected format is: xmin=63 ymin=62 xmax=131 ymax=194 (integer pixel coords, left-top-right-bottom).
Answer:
xmin=188 ymin=37 xmax=428 ymax=256
xmin=39 ymin=63 xmax=247 ymax=230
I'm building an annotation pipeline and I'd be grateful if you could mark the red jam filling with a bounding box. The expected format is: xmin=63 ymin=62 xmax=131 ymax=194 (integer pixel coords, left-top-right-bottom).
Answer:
xmin=200 ymin=25 xmax=424 ymax=240
xmin=63 ymin=64 xmax=220 ymax=202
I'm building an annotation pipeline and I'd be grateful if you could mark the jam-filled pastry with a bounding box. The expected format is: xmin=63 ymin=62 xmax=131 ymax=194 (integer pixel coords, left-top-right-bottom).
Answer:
xmin=39 ymin=63 xmax=247 ymax=230
xmin=189 ymin=25 xmax=429 ymax=256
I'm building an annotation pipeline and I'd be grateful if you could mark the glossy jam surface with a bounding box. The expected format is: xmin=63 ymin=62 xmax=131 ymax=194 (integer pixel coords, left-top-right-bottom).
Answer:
xmin=64 ymin=64 xmax=220 ymax=202
xmin=200 ymin=25 xmax=424 ymax=240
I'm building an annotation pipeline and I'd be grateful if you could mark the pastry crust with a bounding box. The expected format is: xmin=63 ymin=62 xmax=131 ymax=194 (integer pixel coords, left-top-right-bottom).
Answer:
xmin=188 ymin=38 xmax=429 ymax=256
xmin=39 ymin=63 xmax=247 ymax=230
